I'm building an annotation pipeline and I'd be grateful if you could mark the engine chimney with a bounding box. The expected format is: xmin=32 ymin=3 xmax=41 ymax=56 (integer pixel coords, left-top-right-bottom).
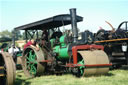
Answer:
xmin=70 ymin=8 xmax=78 ymax=43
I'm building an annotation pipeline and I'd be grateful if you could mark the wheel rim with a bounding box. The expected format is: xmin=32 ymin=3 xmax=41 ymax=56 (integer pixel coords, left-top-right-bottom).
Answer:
xmin=26 ymin=50 xmax=37 ymax=76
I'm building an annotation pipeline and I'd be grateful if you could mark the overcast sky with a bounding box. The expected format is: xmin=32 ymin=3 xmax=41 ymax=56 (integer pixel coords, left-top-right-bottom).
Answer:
xmin=0 ymin=0 xmax=128 ymax=32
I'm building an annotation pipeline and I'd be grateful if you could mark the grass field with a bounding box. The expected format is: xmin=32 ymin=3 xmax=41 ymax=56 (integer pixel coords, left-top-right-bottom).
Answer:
xmin=15 ymin=66 xmax=128 ymax=85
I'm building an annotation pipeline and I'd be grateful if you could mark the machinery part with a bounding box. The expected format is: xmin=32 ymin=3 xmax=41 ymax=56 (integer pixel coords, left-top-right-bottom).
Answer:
xmin=76 ymin=50 xmax=109 ymax=77
xmin=53 ymin=34 xmax=70 ymax=60
xmin=16 ymin=56 xmax=23 ymax=69
xmin=22 ymin=47 xmax=45 ymax=77
xmin=13 ymin=51 xmax=22 ymax=66
xmin=105 ymin=21 xmax=115 ymax=33
xmin=70 ymin=8 xmax=78 ymax=43
xmin=118 ymin=21 xmax=128 ymax=31
xmin=95 ymin=21 xmax=128 ymax=41
xmin=0 ymin=52 xmax=16 ymax=85
xmin=17 ymin=56 xmax=22 ymax=65
xmin=126 ymin=53 xmax=128 ymax=65
xmin=95 ymin=29 xmax=110 ymax=41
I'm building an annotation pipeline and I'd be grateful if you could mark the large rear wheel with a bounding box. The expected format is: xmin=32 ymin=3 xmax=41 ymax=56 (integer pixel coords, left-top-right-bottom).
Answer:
xmin=22 ymin=47 xmax=46 ymax=77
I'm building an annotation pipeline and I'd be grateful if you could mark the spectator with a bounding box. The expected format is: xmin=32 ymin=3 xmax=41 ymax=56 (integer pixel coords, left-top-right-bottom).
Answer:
xmin=8 ymin=45 xmax=19 ymax=54
xmin=0 ymin=43 xmax=8 ymax=52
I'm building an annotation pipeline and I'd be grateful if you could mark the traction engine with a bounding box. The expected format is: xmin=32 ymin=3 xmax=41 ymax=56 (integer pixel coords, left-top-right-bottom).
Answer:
xmin=15 ymin=8 xmax=111 ymax=77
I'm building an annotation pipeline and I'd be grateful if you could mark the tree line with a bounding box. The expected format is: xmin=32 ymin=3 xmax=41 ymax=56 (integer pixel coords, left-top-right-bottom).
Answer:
xmin=0 ymin=30 xmax=24 ymax=40
xmin=0 ymin=30 xmax=42 ymax=40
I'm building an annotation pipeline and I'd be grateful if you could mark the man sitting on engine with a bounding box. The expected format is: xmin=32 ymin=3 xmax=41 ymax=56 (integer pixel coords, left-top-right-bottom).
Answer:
xmin=24 ymin=39 xmax=40 ymax=51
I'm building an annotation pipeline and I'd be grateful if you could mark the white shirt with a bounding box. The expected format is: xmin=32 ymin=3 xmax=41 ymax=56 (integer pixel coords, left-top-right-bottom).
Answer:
xmin=8 ymin=47 xmax=19 ymax=54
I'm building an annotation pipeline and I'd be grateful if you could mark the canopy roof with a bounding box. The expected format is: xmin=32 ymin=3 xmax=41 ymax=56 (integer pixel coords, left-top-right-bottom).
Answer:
xmin=14 ymin=14 xmax=83 ymax=30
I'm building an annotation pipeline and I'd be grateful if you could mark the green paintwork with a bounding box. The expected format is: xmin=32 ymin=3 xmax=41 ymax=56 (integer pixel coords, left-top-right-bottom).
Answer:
xmin=78 ymin=59 xmax=85 ymax=75
xmin=4 ymin=47 xmax=9 ymax=52
xmin=58 ymin=45 xmax=69 ymax=59
xmin=26 ymin=50 xmax=37 ymax=76
xmin=59 ymin=35 xmax=66 ymax=43
xmin=51 ymin=34 xmax=70 ymax=60
xmin=50 ymin=39 xmax=55 ymax=48
xmin=59 ymin=34 xmax=67 ymax=47
xmin=17 ymin=53 xmax=22 ymax=57
xmin=53 ymin=46 xmax=60 ymax=53
xmin=53 ymin=45 xmax=70 ymax=60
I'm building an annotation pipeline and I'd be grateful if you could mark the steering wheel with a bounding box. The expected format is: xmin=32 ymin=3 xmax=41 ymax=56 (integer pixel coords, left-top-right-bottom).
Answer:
xmin=118 ymin=21 xmax=128 ymax=31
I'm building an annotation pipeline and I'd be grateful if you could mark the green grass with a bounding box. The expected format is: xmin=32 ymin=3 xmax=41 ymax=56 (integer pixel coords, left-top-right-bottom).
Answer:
xmin=15 ymin=66 xmax=128 ymax=85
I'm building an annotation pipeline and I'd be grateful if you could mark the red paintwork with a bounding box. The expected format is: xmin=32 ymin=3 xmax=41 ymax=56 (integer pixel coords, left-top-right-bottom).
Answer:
xmin=23 ymin=41 xmax=33 ymax=50
xmin=85 ymin=63 xmax=112 ymax=67
xmin=1 ymin=49 xmax=3 ymax=51
xmin=41 ymin=60 xmax=52 ymax=62
xmin=72 ymin=44 xmax=104 ymax=64
xmin=66 ymin=63 xmax=112 ymax=67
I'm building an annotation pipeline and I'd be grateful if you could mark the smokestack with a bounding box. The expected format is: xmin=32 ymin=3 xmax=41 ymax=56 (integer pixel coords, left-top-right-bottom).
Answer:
xmin=70 ymin=8 xmax=78 ymax=43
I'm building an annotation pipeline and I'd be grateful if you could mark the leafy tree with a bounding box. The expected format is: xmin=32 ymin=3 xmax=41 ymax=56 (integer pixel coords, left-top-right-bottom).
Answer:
xmin=12 ymin=30 xmax=22 ymax=40
xmin=0 ymin=30 xmax=12 ymax=38
xmin=0 ymin=30 xmax=23 ymax=40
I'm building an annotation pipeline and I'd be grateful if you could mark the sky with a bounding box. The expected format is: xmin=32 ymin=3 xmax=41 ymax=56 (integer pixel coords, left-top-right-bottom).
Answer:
xmin=0 ymin=0 xmax=128 ymax=33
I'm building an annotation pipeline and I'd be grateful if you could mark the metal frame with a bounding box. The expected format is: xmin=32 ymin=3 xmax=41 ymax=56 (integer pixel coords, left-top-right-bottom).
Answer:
xmin=65 ymin=45 xmax=112 ymax=67
xmin=95 ymin=38 xmax=128 ymax=43
xmin=24 ymin=30 xmax=39 ymax=42
xmin=66 ymin=63 xmax=112 ymax=68
xmin=118 ymin=21 xmax=128 ymax=31
xmin=72 ymin=44 xmax=104 ymax=64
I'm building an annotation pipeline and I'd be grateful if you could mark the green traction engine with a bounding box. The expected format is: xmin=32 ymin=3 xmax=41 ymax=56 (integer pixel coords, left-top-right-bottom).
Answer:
xmin=15 ymin=8 xmax=111 ymax=77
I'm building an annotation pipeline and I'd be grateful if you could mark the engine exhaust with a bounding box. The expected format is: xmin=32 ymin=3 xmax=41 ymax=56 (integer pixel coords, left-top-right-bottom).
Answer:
xmin=70 ymin=8 xmax=78 ymax=43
